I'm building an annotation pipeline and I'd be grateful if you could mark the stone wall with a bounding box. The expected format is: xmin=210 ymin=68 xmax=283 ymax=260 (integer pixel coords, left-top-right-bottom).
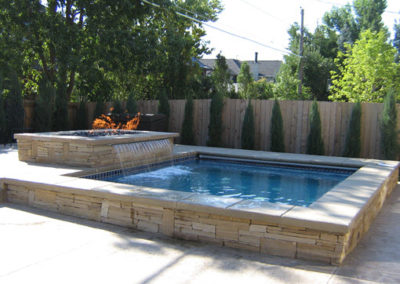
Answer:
xmin=3 ymin=165 xmax=398 ymax=265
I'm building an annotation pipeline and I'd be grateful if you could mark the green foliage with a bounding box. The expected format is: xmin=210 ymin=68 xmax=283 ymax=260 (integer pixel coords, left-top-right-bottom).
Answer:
xmin=180 ymin=94 xmax=195 ymax=145
xmin=353 ymin=0 xmax=387 ymax=33
xmin=381 ymin=90 xmax=398 ymax=159
xmin=126 ymin=92 xmax=137 ymax=114
xmin=270 ymin=99 xmax=285 ymax=152
xmin=75 ymin=101 xmax=88 ymax=130
xmin=237 ymin=62 xmax=253 ymax=99
xmin=33 ymin=78 xmax=54 ymax=132
xmin=207 ymin=91 xmax=224 ymax=147
xmin=252 ymin=79 xmax=274 ymax=100
xmin=330 ymin=30 xmax=400 ymax=102
xmin=394 ymin=22 xmax=400 ymax=63
xmin=241 ymin=100 xmax=255 ymax=150
xmin=158 ymin=89 xmax=170 ymax=119
xmin=0 ymin=0 xmax=222 ymax=103
xmin=307 ymin=100 xmax=324 ymax=155
xmin=52 ymin=81 xmax=68 ymax=131
xmin=343 ymin=102 xmax=362 ymax=157
xmin=4 ymin=69 xmax=24 ymax=141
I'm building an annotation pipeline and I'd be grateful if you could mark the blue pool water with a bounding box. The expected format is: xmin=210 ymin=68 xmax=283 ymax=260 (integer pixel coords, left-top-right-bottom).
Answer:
xmin=101 ymin=158 xmax=354 ymax=207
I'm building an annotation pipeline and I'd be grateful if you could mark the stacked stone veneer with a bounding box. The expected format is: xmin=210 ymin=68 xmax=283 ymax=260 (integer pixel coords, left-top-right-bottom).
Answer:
xmin=15 ymin=131 xmax=178 ymax=169
xmin=1 ymin=165 xmax=398 ymax=265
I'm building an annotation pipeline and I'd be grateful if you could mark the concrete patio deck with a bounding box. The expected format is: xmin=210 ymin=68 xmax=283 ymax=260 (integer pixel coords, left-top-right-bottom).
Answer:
xmin=1 ymin=147 xmax=400 ymax=283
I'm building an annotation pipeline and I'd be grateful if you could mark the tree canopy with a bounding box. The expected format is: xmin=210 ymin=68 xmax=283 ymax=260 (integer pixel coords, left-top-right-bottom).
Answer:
xmin=329 ymin=30 xmax=400 ymax=102
xmin=0 ymin=0 xmax=222 ymax=102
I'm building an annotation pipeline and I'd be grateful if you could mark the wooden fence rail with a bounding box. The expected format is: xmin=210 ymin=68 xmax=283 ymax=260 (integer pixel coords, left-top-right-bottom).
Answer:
xmin=23 ymin=99 xmax=400 ymax=159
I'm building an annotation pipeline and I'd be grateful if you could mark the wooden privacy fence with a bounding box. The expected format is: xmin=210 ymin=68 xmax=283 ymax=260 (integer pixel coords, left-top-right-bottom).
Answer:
xmin=134 ymin=99 xmax=400 ymax=160
xmin=22 ymin=99 xmax=400 ymax=159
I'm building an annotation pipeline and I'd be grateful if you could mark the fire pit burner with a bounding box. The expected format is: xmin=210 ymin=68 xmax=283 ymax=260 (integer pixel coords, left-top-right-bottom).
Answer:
xmin=59 ymin=129 xmax=138 ymax=137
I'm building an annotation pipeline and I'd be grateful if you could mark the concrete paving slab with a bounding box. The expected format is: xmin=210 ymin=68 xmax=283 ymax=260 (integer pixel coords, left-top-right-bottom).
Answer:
xmin=1 ymin=185 xmax=399 ymax=284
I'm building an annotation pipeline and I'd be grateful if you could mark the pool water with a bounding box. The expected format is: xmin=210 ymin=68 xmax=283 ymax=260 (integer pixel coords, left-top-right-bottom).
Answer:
xmin=103 ymin=159 xmax=354 ymax=207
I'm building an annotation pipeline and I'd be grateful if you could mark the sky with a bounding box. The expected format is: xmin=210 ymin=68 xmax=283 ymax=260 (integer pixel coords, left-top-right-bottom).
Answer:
xmin=202 ymin=0 xmax=400 ymax=61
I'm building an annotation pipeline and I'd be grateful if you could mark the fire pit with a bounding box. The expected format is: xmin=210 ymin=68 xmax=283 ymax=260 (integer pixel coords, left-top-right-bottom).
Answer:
xmin=14 ymin=130 xmax=178 ymax=169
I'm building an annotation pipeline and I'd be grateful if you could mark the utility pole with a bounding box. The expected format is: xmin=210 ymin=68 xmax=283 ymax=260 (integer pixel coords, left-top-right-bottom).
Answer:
xmin=298 ymin=7 xmax=304 ymax=97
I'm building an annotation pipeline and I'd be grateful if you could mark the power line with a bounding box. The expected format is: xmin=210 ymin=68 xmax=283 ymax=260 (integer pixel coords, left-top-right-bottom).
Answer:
xmin=236 ymin=0 xmax=289 ymax=24
xmin=141 ymin=0 xmax=301 ymax=57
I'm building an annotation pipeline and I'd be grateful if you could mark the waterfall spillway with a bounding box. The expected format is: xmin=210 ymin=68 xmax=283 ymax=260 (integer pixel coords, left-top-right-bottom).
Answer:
xmin=113 ymin=138 xmax=173 ymax=170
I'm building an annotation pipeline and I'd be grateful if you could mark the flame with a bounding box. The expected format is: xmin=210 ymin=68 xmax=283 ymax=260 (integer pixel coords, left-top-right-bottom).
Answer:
xmin=92 ymin=112 xmax=141 ymax=130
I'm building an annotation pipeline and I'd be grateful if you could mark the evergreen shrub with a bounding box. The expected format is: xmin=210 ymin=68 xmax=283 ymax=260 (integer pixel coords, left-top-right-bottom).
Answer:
xmin=381 ymin=90 xmax=398 ymax=159
xmin=180 ymin=94 xmax=195 ymax=145
xmin=270 ymin=99 xmax=285 ymax=152
xmin=306 ymin=100 xmax=324 ymax=155
xmin=241 ymin=100 xmax=255 ymax=150
xmin=343 ymin=102 xmax=361 ymax=157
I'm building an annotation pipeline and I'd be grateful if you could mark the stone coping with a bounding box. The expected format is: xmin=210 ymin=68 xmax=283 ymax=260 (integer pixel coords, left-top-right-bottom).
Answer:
xmin=2 ymin=145 xmax=398 ymax=235
xmin=14 ymin=130 xmax=179 ymax=145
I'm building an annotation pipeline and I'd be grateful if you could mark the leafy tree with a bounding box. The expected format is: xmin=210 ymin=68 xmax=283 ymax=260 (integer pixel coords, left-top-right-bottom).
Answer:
xmin=237 ymin=62 xmax=253 ymax=99
xmin=126 ymin=92 xmax=137 ymax=114
xmin=307 ymin=100 xmax=324 ymax=155
xmin=353 ymin=0 xmax=387 ymax=33
xmin=343 ymin=102 xmax=362 ymax=157
xmin=207 ymin=54 xmax=228 ymax=147
xmin=330 ymin=30 xmax=400 ymax=102
xmin=75 ymin=101 xmax=87 ymax=130
xmin=381 ymin=90 xmax=398 ymax=159
xmin=323 ymin=4 xmax=360 ymax=50
xmin=270 ymin=99 xmax=285 ymax=152
xmin=394 ymin=22 xmax=400 ymax=62
xmin=211 ymin=54 xmax=231 ymax=98
xmin=241 ymin=100 xmax=255 ymax=150
xmin=180 ymin=94 xmax=195 ymax=145
xmin=252 ymin=78 xmax=274 ymax=100
xmin=0 ymin=0 xmax=222 ymax=104
xmin=33 ymin=78 xmax=54 ymax=132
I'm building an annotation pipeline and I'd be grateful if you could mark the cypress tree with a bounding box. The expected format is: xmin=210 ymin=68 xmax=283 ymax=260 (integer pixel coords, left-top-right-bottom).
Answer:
xmin=381 ymin=90 xmax=398 ymax=159
xmin=4 ymin=69 xmax=24 ymax=141
xmin=126 ymin=91 xmax=137 ymax=114
xmin=307 ymin=100 xmax=324 ymax=155
xmin=75 ymin=100 xmax=88 ymax=130
xmin=158 ymin=89 xmax=170 ymax=118
xmin=207 ymin=90 xmax=224 ymax=147
xmin=343 ymin=102 xmax=362 ymax=157
xmin=33 ymin=77 xmax=54 ymax=132
xmin=0 ymin=77 xmax=6 ymax=144
xmin=94 ymin=100 xmax=105 ymax=119
xmin=207 ymin=54 xmax=229 ymax=147
xmin=112 ymin=100 xmax=123 ymax=115
xmin=270 ymin=99 xmax=285 ymax=152
xmin=241 ymin=100 xmax=255 ymax=150
xmin=180 ymin=94 xmax=195 ymax=145
xmin=52 ymin=81 xmax=68 ymax=131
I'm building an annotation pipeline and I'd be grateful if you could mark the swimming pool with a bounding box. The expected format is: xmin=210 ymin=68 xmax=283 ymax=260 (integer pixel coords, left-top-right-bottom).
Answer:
xmin=98 ymin=157 xmax=355 ymax=207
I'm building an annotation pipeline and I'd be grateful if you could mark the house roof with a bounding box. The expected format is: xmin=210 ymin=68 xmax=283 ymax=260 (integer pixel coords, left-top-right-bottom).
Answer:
xmin=244 ymin=60 xmax=282 ymax=78
xmin=199 ymin=58 xmax=282 ymax=79
xmin=199 ymin=58 xmax=241 ymax=75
